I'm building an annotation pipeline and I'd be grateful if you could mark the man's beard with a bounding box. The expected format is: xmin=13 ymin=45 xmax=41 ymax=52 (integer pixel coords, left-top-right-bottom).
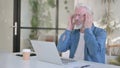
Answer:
xmin=74 ymin=24 xmax=83 ymax=29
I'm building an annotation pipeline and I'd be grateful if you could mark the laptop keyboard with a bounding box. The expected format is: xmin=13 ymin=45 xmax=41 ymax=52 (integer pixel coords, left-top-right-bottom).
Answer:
xmin=61 ymin=58 xmax=76 ymax=64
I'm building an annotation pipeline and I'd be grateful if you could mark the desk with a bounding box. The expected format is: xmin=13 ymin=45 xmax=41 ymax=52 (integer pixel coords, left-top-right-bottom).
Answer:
xmin=0 ymin=52 xmax=119 ymax=68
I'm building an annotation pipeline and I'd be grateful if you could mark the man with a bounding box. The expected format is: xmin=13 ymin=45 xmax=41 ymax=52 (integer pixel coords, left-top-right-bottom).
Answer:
xmin=57 ymin=4 xmax=107 ymax=63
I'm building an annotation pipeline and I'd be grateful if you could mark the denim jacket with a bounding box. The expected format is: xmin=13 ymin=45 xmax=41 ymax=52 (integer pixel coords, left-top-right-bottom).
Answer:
xmin=57 ymin=25 xmax=107 ymax=63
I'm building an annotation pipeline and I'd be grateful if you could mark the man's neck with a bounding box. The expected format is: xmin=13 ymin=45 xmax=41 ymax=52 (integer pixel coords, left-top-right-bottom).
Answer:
xmin=80 ymin=28 xmax=84 ymax=33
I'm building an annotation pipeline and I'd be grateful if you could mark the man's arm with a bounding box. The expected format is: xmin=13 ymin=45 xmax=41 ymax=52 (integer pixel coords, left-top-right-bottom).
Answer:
xmin=84 ymin=28 xmax=107 ymax=56
xmin=57 ymin=30 xmax=72 ymax=52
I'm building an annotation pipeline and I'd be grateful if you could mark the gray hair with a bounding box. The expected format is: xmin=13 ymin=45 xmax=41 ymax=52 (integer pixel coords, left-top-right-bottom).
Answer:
xmin=74 ymin=3 xmax=93 ymax=15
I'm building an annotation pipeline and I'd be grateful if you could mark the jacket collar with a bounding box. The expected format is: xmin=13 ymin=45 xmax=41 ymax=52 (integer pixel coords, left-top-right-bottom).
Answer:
xmin=91 ymin=24 xmax=95 ymax=32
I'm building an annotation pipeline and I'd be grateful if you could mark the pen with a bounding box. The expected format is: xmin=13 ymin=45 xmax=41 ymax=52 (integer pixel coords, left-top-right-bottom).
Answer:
xmin=81 ymin=65 xmax=90 ymax=68
xmin=74 ymin=65 xmax=90 ymax=68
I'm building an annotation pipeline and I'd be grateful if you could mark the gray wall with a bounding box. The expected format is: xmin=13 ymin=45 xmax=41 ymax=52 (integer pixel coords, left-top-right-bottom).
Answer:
xmin=0 ymin=0 xmax=13 ymax=52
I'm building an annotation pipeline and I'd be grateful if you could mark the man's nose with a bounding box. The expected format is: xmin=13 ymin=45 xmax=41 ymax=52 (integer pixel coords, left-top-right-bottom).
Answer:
xmin=75 ymin=16 xmax=79 ymax=20
xmin=74 ymin=18 xmax=79 ymax=22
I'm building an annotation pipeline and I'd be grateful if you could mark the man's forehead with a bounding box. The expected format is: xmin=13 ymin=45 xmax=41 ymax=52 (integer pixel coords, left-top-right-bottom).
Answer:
xmin=74 ymin=7 xmax=87 ymax=14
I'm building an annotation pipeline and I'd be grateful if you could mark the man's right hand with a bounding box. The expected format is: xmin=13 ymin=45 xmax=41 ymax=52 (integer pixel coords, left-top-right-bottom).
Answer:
xmin=67 ymin=15 xmax=75 ymax=31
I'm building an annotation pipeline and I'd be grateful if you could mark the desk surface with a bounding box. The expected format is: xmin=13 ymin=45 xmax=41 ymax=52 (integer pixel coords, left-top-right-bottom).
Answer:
xmin=0 ymin=52 xmax=119 ymax=68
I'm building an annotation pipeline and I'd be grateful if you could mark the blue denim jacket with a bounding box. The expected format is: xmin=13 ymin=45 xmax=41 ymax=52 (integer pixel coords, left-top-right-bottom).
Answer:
xmin=57 ymin=25 xmax=106 ymax=63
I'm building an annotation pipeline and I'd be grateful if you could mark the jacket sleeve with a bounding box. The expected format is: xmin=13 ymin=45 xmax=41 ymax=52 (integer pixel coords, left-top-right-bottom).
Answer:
xmin=57 ymin=30 xmax=72 ymax=52
xmin=84 ymin=28 xmax=107 ymax=56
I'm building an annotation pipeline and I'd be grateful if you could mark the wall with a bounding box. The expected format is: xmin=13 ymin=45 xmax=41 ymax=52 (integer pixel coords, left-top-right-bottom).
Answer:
xmin=0 ymin=0 xmax=13 ymax=52
xmin=59 ymin=0 xmax=74 ymax=28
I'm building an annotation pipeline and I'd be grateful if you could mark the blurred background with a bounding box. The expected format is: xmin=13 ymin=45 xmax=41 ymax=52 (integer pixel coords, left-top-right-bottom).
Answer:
xmin=0 ymin=0 xmax=120 ymax=66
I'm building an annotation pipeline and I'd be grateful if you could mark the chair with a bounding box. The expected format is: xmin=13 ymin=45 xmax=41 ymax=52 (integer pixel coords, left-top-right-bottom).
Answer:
xmin=107 ymin=44 xmax=120 ymax=56
xmin=106 ymin=43 xmax=120 ymax=64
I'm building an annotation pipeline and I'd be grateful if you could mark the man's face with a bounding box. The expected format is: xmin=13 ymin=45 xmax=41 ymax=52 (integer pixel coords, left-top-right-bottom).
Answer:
xmin=73 ymin=14 xmax=85 ymax=25
xmin=73 ymin=7 xmax=87 ymax=26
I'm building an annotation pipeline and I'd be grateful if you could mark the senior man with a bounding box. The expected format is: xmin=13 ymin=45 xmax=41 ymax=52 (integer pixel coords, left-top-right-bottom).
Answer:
xmin=57 ymin=4 xmax=106 ymax=63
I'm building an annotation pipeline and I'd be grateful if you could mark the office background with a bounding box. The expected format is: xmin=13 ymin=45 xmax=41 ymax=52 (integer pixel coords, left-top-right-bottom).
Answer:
xmin=0 ymin=0 xmax=120 ymax=57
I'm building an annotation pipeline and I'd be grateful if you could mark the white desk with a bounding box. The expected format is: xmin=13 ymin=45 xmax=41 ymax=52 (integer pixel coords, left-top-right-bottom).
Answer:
xmin=0 ymin=52 xmax=119 ymax=68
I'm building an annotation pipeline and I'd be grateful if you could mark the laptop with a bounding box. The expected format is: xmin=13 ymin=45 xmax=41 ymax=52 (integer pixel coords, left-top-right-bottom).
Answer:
xmin=30 ymin=40 xmax=75 ymax=65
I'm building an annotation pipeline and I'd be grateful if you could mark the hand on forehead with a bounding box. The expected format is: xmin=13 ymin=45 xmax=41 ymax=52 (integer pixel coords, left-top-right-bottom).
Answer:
xmin=74 ymin=7 xmax=88 ymax=15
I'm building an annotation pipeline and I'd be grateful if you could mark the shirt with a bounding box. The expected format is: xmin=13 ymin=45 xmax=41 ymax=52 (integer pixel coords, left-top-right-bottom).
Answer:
xmin=74 ymin=32 xmax=85 ymax=60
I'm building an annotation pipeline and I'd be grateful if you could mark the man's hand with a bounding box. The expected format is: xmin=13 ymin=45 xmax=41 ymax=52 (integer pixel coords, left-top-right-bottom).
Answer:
xmin=67 ymin=15 xmax=75 ymax=31
xmin=84 ymin=13 xmax=93 ymax=29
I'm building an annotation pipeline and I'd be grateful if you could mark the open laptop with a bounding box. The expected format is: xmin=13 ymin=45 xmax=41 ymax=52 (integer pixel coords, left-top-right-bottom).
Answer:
xmin=30 ymin=40 xmax=75 ymax=65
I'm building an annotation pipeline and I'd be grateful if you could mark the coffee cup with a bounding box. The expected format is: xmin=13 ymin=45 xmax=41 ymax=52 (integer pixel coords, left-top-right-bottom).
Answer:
xmin=22 ymin=49 xmax=31 ymax=60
